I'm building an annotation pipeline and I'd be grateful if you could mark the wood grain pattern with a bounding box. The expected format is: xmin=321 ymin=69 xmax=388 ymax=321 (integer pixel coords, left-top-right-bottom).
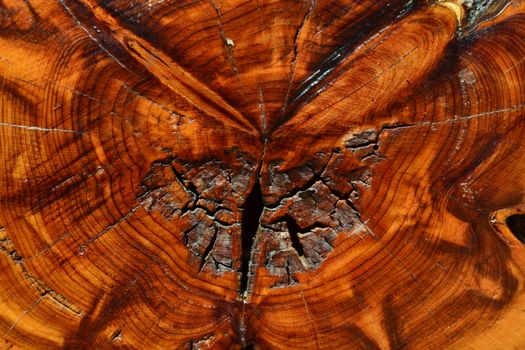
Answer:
xmin=1 ymin=0 xmax=525 ymax=349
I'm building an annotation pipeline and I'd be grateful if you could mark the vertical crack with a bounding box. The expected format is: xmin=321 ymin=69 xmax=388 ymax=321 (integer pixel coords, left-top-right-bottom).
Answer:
xmin=281 ymin=0 xmax=316 ymax=118
xmin=283 ymin=216 xmax=305 ymax=256
xmin=239 ymin=180 xmax=264 ymax=296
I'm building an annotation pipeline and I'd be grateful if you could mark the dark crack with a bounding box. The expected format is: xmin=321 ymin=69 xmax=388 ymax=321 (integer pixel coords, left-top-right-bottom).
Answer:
xmin=283 ymin=216 xmax=306 ymax=257
xmin=139 ymin=142 xmax=381 ymax=287
xmin=240 ymin=180 xmax=264 ymax=297
xmin=281 ymin=0 xmax=317 ymax=118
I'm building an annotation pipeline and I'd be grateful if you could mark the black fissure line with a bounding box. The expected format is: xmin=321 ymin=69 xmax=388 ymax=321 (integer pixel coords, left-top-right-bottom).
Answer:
xmin=240 ymin=180 xmax=264 ymax=295
xmin=283 ymin=216 xmax=306 ymax=257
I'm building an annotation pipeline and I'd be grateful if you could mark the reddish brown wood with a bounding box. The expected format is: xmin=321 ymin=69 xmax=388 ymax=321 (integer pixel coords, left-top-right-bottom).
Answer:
xmin=1 ymin=0 xmax=525 ymax=349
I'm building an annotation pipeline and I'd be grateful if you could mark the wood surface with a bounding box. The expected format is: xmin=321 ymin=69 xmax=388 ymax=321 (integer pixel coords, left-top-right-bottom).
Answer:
xmin=1 ymin=0 xmax=525 ymax=349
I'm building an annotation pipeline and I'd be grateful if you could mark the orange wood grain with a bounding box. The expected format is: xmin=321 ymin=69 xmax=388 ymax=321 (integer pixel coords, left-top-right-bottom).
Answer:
xmin=0 ymin=0 xmax=524 ymax=349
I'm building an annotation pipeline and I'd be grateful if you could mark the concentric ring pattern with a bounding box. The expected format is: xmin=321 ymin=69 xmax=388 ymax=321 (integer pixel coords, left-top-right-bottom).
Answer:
xmin=1 ymin=0 xmax=525 ymax=349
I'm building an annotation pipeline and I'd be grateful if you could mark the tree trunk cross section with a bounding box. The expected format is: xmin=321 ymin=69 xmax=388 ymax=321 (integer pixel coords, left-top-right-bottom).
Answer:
xmin=1 ymin=0 xmax=525 ymax=349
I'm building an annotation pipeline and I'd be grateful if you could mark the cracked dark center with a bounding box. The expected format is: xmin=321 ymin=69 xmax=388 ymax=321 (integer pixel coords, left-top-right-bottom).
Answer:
xmin=139 ymin=129 xmax=384 ymax=295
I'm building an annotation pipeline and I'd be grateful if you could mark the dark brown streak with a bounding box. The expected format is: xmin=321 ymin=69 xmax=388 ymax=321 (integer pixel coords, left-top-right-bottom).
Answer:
xmin=63 ymin=259 xmax=158 ymax=349
xmin=346 ymin=324 xmax=381 ymax=350
xmin=382 ymin=295 xmax=405 ymax=350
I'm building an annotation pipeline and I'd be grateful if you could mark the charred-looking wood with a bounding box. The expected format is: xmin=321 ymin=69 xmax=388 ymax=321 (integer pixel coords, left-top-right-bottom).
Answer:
xmin=137 ymin=147 xmax=370 ymax=291
xmin=1 ymin=0 xmax=525 ymax=349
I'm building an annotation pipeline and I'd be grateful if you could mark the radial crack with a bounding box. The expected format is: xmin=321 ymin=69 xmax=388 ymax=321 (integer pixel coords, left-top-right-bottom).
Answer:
xmin=78 ymin=204 xmax=142 ymax=255
xmin=282 ymin=0 xmax=316 ymax=117
xmin=59 ymin=0 xmax=130 ymax=71
xmin=0 ymin=122 xmax=85 ymax=135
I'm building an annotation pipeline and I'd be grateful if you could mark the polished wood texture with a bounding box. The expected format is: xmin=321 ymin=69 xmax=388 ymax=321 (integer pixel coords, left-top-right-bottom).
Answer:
xmin=1 ymin=0 xmax=525 ymax=349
